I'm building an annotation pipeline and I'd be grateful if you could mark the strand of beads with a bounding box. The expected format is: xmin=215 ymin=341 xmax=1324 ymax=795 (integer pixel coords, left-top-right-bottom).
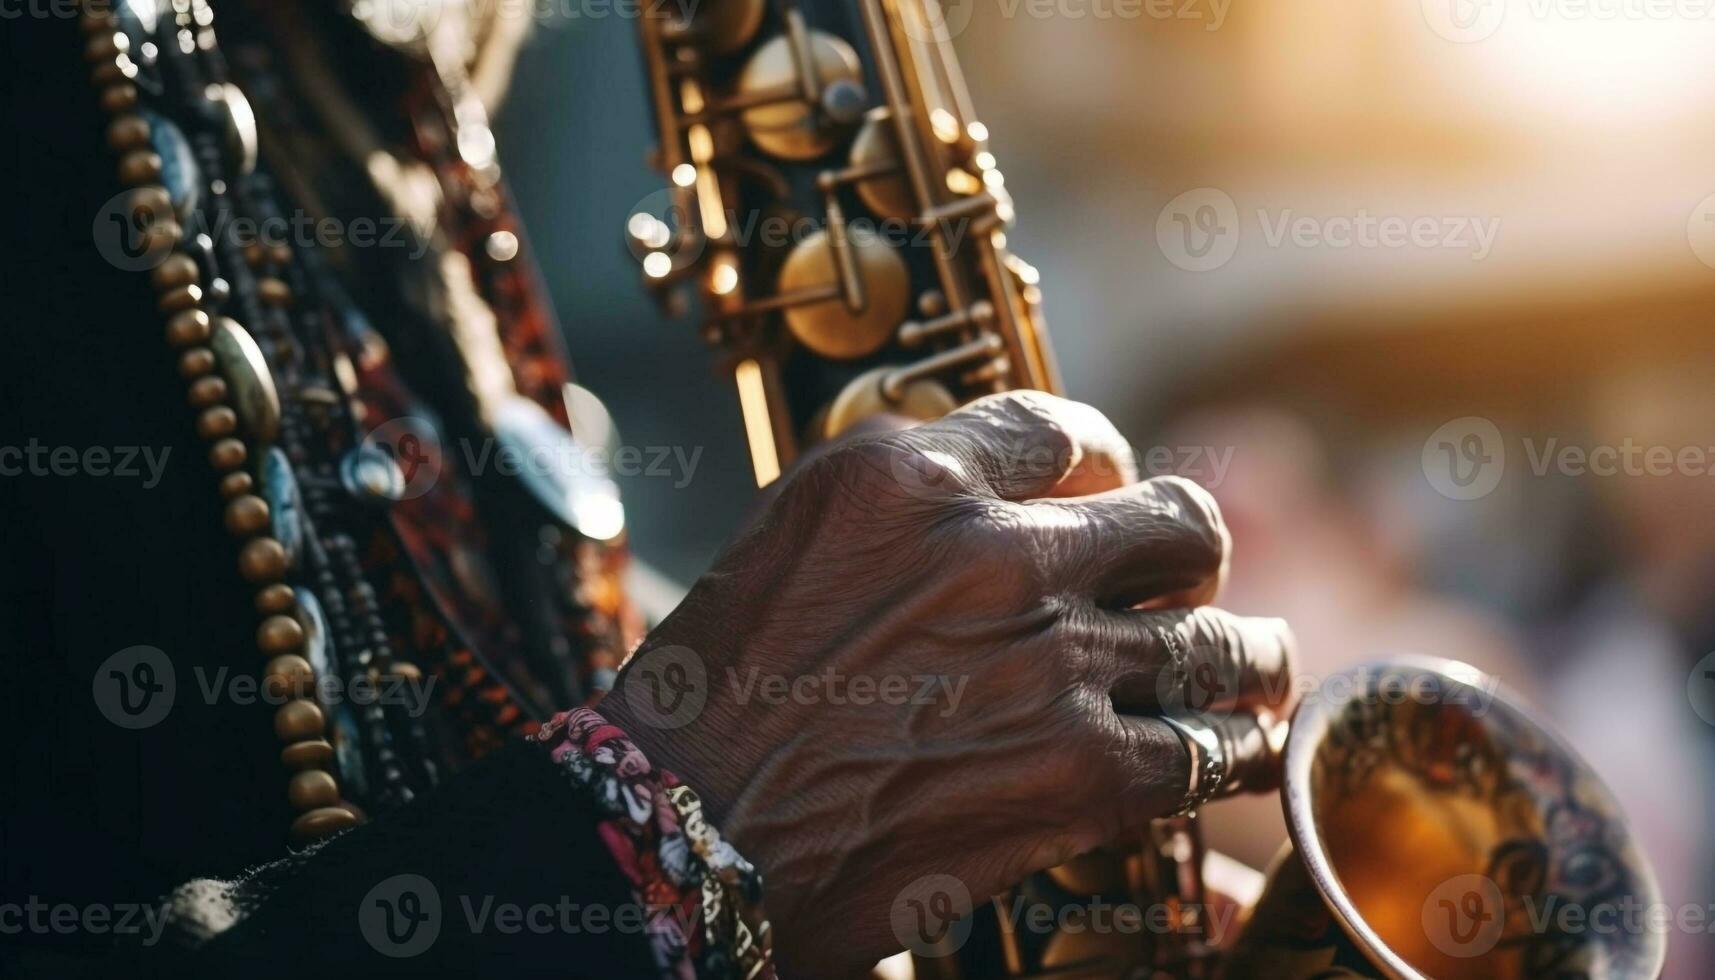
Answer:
xmin=80 ymin=0 xmax=358 ymax=846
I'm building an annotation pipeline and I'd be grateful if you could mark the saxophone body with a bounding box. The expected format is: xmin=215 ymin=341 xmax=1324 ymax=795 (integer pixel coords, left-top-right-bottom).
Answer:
xmin=624 ymin=3 xmax=1668 ymax=979
xmin=628 ymin=0 xmax=1059 ymax=485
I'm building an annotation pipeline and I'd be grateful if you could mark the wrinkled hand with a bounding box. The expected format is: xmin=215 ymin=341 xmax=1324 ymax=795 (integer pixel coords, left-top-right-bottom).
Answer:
xmin=598 ymin=392 xmax=1295 ymax=978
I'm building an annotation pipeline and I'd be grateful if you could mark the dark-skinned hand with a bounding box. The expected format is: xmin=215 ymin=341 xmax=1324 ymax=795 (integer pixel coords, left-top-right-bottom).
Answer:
xmin=598 ymin=391 xmax=1295 ymax=978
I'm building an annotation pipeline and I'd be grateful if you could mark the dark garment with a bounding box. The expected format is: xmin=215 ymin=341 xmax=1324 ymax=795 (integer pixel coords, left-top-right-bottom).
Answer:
xmin=0 ymin=13 xmax=653 ymax=977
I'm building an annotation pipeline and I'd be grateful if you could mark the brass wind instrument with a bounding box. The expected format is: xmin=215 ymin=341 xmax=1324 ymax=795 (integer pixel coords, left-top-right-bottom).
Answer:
xmin=624 ymin=3 xmax=1668 ymax=978
xmin=626 ymin=0 xmax=1216 ymax=974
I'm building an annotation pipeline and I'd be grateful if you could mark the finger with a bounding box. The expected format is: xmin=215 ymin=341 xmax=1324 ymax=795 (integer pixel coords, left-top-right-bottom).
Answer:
xmin=893 ymin=391 xmax=1136 ymax=502
xmin=1077 ymin=606 xmax=1296 ymax=717
xmin=1033 ymin=475 xmax=1229 ymax=608
xmin=1098 ymin=711 xmax=1288 ymax=826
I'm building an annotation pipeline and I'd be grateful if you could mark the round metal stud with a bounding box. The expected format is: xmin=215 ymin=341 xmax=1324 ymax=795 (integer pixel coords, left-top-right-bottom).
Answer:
xmin=238 ymin=537 xmax=288 ymax=583
xmin=280 ymin=739 xmax=334 ymax=771
xmin=254 ymin=582 xmax=296 ymax=615
xmin=220 ymin=470 xmax=255 ymax=500
xmin=209 ymin=82 xmax=259 ymax=176
xmin=779 ymin=229 xmax=908 ymax=360
xmin=287 ymin=770 xmax=340 ymax=811
xmin=223 ymin=494 xmax=269 ymax=536
xmin=338 ymin=445 xmax=406 ymax=505
xmin=289 ymin=806 xmax=358 ymax=844
xmin=208 ymin=438 xmax=247 ymax=471
xmin=158 ymin=284 xmax=202 ymax=313
xmin=263 ymin=655 xmax=315 ymax=700
xmin=178 ymin=347 xmax=216 ymax=379
xmin=151 ymin=252 xmax=198 ymax=290
xmin=257 ymin=278 xmax=291 ymax=307
xmin=187 ymin=375 xmax=227 ymax=408
xmin=117 ymin=149 xmax=161 ymax=186
xmin=196 ymin=406 xmax=238 ymax=439
xmin=273 ymin=698 xmax=324 ymax=742
xmin=164 ymin=309 xmax=210 ymax=348
xmin=106 ymin=114 xmax=150 ymax=152
xmin=99 ymin=84 xmax=138 ymax=113
xmin=257 ymin=614 xmax=305 ymax=655
xmin=737 ymin=32 xmax=864 ymax=161
xmin=209 ymin=318 xmax=281 ymax=443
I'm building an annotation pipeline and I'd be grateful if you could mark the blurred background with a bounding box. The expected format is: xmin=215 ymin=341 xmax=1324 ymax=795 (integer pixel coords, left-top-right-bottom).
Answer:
xmin=491 ymin=2 xmax=1715 ymax=973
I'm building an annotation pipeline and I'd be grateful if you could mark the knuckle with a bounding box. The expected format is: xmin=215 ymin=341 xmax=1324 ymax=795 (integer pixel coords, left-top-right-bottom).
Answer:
xmin=963 ymin=391 xmax=1078 ymax=464
xmin=1148 ymin=474 xmax=1230 ymax=562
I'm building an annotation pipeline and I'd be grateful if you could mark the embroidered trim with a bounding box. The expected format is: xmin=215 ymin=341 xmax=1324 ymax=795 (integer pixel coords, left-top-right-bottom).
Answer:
xmin=532 ymin=708 xmax=774 ymax=979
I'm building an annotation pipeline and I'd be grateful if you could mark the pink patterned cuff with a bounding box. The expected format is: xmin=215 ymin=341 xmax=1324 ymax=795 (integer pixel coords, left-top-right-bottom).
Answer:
xmin=531 ymin=708 xmax=773 ymax=980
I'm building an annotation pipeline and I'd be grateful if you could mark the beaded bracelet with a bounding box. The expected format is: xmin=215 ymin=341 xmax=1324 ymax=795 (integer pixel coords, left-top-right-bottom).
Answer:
xmin=532 ymin=708 xmax=775 ymax=980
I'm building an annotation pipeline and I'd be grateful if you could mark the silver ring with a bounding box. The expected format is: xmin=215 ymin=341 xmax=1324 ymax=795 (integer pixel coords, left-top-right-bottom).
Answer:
xmin=1161 ymin=715 xmax=1228 ymax=815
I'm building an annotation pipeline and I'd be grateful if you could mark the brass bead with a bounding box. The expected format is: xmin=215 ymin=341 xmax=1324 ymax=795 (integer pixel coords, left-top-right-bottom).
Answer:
xmin=177 ymin=347 xmax=216 ymax=379
xmin=386 ymin=661 xmax=424 ymax=684
xmin=99 ymin=84 xmax=138 ymax=113
xmin=84 ymin=31 xmax=125 ymax=62
xmin=91 ymin=61 xmax=132 ymax=86
xmin=287 ymin=770 xmax=340 ymax=812
xmin=208 ymin=438 xmax=247 ymax=471
xmin=157 ymin=284 xmax=203 ymax=314
xmin=118 ymin=150 xmax=162 ymax=186
xmin=127 ymin=185 xmax=170 ymax=220
xmin=239 ymin=537 xmax=288 ymax=583
xmin=242 ymin=242 xmax=265 ymax=267
xmin=164 ymin=309 xmax=211 ymax=348
xmin=289 ymin=806 xmax=358 ymax=844
xmin=196 ymin=406 xmax=238 ymax=440
xmin=257 ymin=614 xmax=305 ymax=654
xmin=80 ymin=11 xmax=117 ymax=35
xmin=220 ymin=471 xmax=255 ymax=499
xmin=263 ymin=655 xmax=315 ymax=699
xmin=280 ymin=739 xmax=334 ymax=771
xmin=138 ymin=221 xmax=182 ymax=258
xmin=274 ymin=698 xmax=325 ymax=742
xmin=187 ymin=375 xmax=227 ymax=408
xmin=223 ymin=494 xmax=269 ymax=536
xmin=151 ymin=253 xmax=199 ymax=291
xmin=268 ymin=243 xmax=293 ymax=265
xmin=106 ymin=115 xmax=149 ymax=152
xmin=257 ymin=278 xmax=292 ymax=307
xmin=254 ymin=582 xmax=296 ymax=614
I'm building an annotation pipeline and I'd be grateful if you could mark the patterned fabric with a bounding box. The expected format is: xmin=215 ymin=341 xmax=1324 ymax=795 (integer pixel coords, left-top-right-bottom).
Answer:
xmin=532 ymin=709 xmax=774 ymax=980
